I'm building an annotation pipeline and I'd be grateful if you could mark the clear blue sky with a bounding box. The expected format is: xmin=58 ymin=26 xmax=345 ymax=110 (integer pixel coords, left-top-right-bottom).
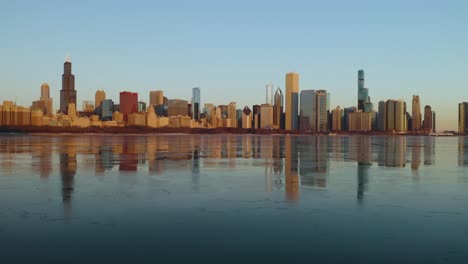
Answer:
xmin=1 ymin=0 xmax=467 ymax=130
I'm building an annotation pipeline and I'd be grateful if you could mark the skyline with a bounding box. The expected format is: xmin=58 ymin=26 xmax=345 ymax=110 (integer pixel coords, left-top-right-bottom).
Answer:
xmin=2 ymin=1 xmax=468 ymax=130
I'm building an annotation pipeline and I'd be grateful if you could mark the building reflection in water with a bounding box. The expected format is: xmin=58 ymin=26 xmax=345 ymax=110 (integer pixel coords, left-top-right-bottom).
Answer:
xmin=424 ymin=137 xmax=435 ymax=165
xmin=299 ymin=136 xmax=328 ymax=188
xmin=458 ymin=137 xmax=468 ymax=166
xmin=285 ymin=136 xmax=299 ymax=201
xmin=118 ymin=137 xmax=144 ymax=172
xmin=261 ymin=136 xmax=274 ymax=192
xmin=272 ymin=136 xmax=284 ymax=190
xmin=410 ymin=136 xmax=422 ymax=179
xmin=191 ymin=141 xmax=200 ymax=191
xmin=0 ymin=134 xmax=453 ymax=213
xmin=242 ymin=135 xmax=252 ymax=159
xmin=59 ymin=137 xmax=77 ymax=217
xmin=410 ymin=137 xmax=422 ymax=170
xmin=377 ymin=136 xmax=406 ymax=168
xmin=31 ymin=137 xmax=53 ymax=179
xmin=357 ymin=136 xmax=371 ymax=203
xmin=330 ymin=136 xmax=343 ymax=162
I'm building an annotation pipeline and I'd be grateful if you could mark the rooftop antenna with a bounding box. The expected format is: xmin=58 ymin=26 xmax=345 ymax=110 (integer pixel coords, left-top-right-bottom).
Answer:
xmin=270 ymin=83 xmax=273 ymax=105
xmin=65 ymin=53 xmax=71 ymax=63
xmin=266 ymin=83 xmax=273 ymax=104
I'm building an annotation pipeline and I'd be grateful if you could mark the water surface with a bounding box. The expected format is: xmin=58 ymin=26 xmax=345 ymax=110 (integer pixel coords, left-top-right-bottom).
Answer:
xmin=1 ymin=134 xmax=468 ymax=263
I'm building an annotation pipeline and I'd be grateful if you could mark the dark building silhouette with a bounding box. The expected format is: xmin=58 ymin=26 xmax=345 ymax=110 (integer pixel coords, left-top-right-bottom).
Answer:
xmin=423 ymin=105 xmax=433 ymax=132
xmin=119 ymin=91 xmax=138 ymax=122
xmin=60 ymin=59 xmax=76 ymax=114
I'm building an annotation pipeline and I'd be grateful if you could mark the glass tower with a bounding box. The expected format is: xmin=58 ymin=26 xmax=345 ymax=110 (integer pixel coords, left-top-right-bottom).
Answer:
xmin=299 ymin=90 xmax=315 ymax=130
xmin=192 ymin=87 xmax=201 ymax=121
xmin=358 ymin=70 xmax=373 ymax=113
xmin=357 ymin=70 xmax=366 ymax=111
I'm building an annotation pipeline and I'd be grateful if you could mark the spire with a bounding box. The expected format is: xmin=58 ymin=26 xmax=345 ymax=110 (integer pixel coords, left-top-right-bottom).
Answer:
xmin=65 ymin=53 xmax=71 ymax=63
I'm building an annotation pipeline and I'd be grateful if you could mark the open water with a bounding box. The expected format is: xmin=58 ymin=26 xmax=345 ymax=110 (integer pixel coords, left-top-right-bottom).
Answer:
xmin=1 ymin=134 xmax=468 ymax=263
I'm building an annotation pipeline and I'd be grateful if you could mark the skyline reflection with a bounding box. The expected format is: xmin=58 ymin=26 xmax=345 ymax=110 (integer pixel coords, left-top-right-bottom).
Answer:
xmin=1 ymin=134 xmax=467 ymax=263
xmin=0 ymin=134 xmax=444 ymax=209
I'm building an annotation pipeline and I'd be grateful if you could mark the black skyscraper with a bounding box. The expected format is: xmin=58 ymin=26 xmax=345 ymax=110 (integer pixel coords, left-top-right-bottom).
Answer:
xmin=60 ymin=59 xmax=76 ymax=114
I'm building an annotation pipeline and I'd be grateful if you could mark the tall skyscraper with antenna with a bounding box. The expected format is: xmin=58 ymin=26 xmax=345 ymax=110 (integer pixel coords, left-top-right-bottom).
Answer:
xmin=60 ymin=56 xmax=76 ymax=114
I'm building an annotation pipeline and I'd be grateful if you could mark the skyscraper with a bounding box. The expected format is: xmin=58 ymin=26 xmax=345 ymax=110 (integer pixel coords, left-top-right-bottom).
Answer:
xmin=412 ymin=95 xmax=421 ymax=131
xmin=357 ymin=70 xmax=373 ymax=112
xmin=242 ymin=106 xmax=252 ymax=129
xmin=299 ymin=90 xmax=315 ymax=130
xmin=300 ymin=89 xmax=329 ymax=132
xmin=60 ymin=58 xmax=76 ymax=114
xmin=315 ymin=90 xmax=329 ymax=132
xmin=357 ymin=70 xmax=367 ymax=111
xmin=119 ymin=91 xmax=138 ymax=122
xmin=41 ymin=83 xmax=50 ymax=100
xmin=285 ymin=72 xmax=299 ymax=130
xmin=168 ymin=99 xmax=189 ymax=117
xmin=273 ymin=87 xmax=284 ymax=129
xmin=95 ymin=90 xmax=106 ymax=109
xmin=386 ymin=100 xmax=406 ymax=132
xmin=423 ymin=105 xmax=433 ymax=132
xmin=228 ymin=102 xmax=237 ymax=128
xmin=377 ymin=101 xmax=386 ymax=131
xmin=260 ymin=104 xmax=273 ymax=128
xmin=149 ymin=90 xmax=164 ymax=106
xmin=459 ymin=102 xmax=468 ymax=134
xmin=331 ymin=106 xmax=342 ymax=131
xmin=192 ymin=87 xmax=201 ymax=121
xmin=101 ymin=99 xmax=114 ymax=121
xmin=34 ymin=83 xmax=53 ymax=116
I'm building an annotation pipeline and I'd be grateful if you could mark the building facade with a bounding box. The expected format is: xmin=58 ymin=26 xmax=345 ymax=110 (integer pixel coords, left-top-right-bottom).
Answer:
xmin=299 ymin=89 xmax=329 ymax=132
xmin=228 ymin=102 xmax=237 ymax=128
xmin=331 ymin=106 xmax=342 ymax=131
xmin=412 ymin=95 xmax=421 ymax=131
xmin=241 ymin=107 xmax=252 ymax=129
xmin=260 ymin=104 xmax=273 ymax=128
xmin=315 ymin=90 xmax=329 ymax=132
xmin=285 ymin=72 xmax=299 ymax=130
xmin=377 ymin=101 xmax=386 ymax=131
xmin=273 ymin=87 xmax=284 ymax=129
xmin=357 ymin=70 xmax=373 ymax=113
xmin=423 ymin=105 xmax=433 ymax=132
xmin=101 ymin=99 xmax=114 ymax=121
xmin=349 ymin=112 xmax=373 ymax=131
xmin=119 ymin=91 xmax=138 ymax=122
xmin=386 ymin=100 xmax=407 ymax=132
xmin=60 ymin=59 xmax=76 ymax=114
xmin=149 ymin=91 xmax=164 ymax=106
xmin=192 ymin=87 xmax=201 ymax=121
xmin=95 ymin=90 xmax=106 ymax=109
xmin=299 ymin=90 xmax=315 ymax=130
xmin=168 ymin=99 xmax=189 ymax=117
xmin=459 ymin=102 xmax=468 ymax=134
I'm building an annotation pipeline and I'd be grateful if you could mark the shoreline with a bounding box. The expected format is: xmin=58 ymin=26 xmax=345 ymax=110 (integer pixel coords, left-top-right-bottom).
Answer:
xmin=0 ymin=126 xmax=459 ymax=136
